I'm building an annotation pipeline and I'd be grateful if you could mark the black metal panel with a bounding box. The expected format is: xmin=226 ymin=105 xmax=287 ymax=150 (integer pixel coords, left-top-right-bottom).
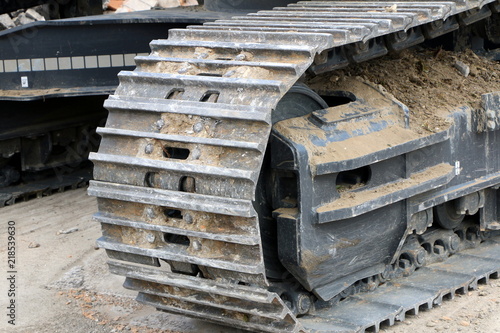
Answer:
xmin=272 ymin=128 xmax=407 ymax=299
xmin=0 ymin=10 xmax=239 ymax=99
xmin=0 ymin=95 xmax=107 ymax=140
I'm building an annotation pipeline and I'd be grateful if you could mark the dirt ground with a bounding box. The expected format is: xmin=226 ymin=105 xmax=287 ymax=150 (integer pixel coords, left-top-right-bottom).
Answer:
xmin=0 ymin=188 xmax=499 ymax=333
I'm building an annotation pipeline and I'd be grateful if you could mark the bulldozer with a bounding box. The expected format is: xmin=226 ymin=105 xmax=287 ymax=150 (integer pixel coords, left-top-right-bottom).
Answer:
xmin=4 ymin=0 xmax=500 ymax=332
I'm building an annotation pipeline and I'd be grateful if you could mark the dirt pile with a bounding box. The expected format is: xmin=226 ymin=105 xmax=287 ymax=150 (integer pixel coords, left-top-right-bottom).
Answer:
xmin=310 ymin=47 xmax=500 ymax=133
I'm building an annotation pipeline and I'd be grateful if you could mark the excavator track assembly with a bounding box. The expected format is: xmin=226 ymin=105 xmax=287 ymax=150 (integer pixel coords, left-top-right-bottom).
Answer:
xmin=89 ymin=1 xmax=500 ymax=332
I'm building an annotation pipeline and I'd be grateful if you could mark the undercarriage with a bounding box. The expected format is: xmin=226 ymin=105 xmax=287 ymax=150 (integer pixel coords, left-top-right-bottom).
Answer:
xmin=11 ymin=0 xmax=499 ymax=332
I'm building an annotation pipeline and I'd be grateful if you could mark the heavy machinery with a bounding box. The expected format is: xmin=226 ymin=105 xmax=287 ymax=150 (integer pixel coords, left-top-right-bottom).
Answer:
xmin=0 ymin=1 xmax=238 ymax=205
xmin=50 ymin=0 xmax=500 ymax=331
xmin=0 ymin=0 xmax=105 ymax=204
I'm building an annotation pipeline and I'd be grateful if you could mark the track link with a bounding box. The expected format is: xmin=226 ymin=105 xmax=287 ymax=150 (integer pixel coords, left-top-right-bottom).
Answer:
xmin=89 ymin=1 xmax=500 ymax=332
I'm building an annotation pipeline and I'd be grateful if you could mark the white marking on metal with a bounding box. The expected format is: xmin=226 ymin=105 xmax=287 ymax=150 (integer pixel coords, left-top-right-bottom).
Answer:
xmin=32 ymin=58 xmax=45 ymax=71
xmin=0 ymin=54 xmax=138 ymax=73
xmin=124 ymin=53 xmax=137 ymax=66
xmin=4 ymin=60 xmax=17 ymax=72
xmin=58 ymin=57 xmax=72 ymax=70
xmin=84 ymin=55 xmax=98 ymax=69
xmin=72 ymin=56 xmax=85 ymax=69
xmin=45 ymin=58 xmax=58 ymax=71
xmin=18 ymin=59 xmax=31 ymax=72
xmin=98 ymin=55 xmax=111 ymax=68
xmin=111 ymin=54 xmax=125 ymax=67
xmin=21 ymin=76 xmax=28 ymax=88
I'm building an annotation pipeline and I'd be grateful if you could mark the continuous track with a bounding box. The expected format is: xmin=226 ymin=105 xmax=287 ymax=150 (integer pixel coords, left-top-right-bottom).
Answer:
xmin=0 ymin=168 xmax=91 ymax=207
xmin=89 ymin=1 xmax=500 ymax=332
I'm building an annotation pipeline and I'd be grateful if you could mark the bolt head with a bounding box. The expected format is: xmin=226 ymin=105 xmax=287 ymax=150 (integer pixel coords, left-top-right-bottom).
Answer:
xmin=449 ymin=236 xmax=460 ymax=252
xmin=145 ymin=143 xmax=154 ymax=154
xmin=192 ymin=240 xmax=202 ymax=251
xmin=235 ymin=53 xmax=246 ymax=61
xmin=146 ymin=233 xmax=156 ymax=243
xmin=416 ymin=250 xmax=426 ymax=266
xmin=146 ymin=207 xmax=156 ymax=219
xmin=193 ymin=122 xmax=203 ymax=133
xmin=155 ymin=119 xmax=165 ymax=130
xmin=486 ymin=110 xmax=496 ymax=120
xmin=184 ymin=213 xmax=193 ymax=224
xmin=297 ymin=294 xmax=312 ymax=315
xmin=191 ymin=148 xmax=201 ymax=160
xmin=396 ymin=31 xmax=408 ymax=41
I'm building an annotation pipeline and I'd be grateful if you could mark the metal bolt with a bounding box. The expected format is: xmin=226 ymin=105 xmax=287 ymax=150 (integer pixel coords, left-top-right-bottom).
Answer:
xmin=191 ymin=148 xmax=201 ymax=160
xmin=314 ymin=51 xmax=328 ymax=65
xmin=357 ymin=42 xmax=368 ymax=52
xmin=184 ymin=213 xmax=193 ymax=224
xmin=297 ymin=294 xmax=312 ymax=315
xmin=192 ymin=240 xmax=202 ymax=251
xmin=431 ymin=20 xmax=443 ymax=28
xmin=380 ymin=266 xmax=393 ymax=281
xmin=449 ymin=236 xmax=460 ymax=253
xmin=193 ymin=122 xmax=203 ymax=133
xmin=146 ymin=207 xmax=156 ymax=219
xmin=235 ymin=53 xmax=246 ymax=61
xmin=146 ymin=233 xmax=156 ymax=243
xmin=145 ymin=143 xmax=154 ymax=154
xmin=155 ymin=119 xmax=165 ymax=130
xmin=486 ymin=110 xmax=496 ymax=120
xmin=415 ymin=249 xmax=426 ymax=266
xmin=396 ymin=31 xmax=408 ymax=42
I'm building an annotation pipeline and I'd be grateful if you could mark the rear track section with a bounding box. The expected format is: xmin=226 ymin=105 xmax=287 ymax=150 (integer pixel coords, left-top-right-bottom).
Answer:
xmin=89 ymin=1 xmax=500 ymax=332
